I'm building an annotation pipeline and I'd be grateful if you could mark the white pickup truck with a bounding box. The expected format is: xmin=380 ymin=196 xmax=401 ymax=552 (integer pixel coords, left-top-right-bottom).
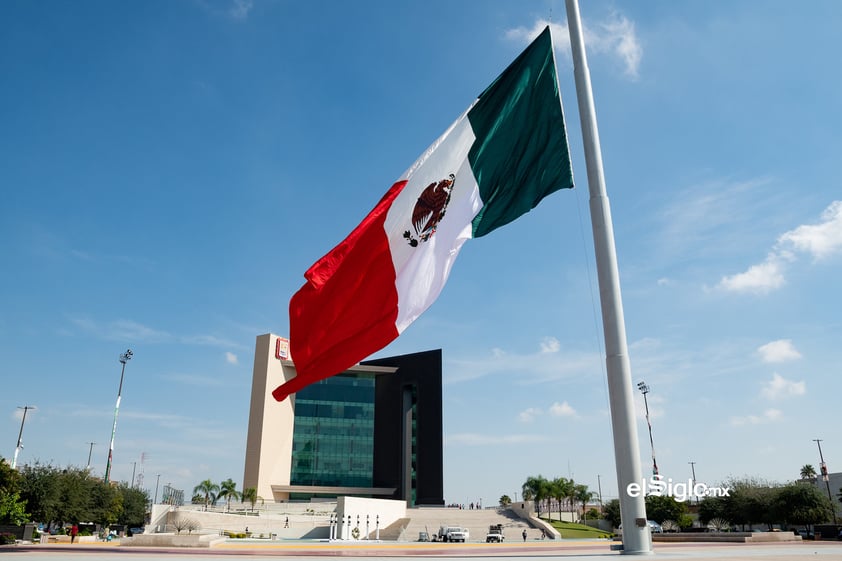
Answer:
xmin=436 ymin=526 xmax=469 ymax=542
xmin=485 ymin=524 xmax=505 ymax=542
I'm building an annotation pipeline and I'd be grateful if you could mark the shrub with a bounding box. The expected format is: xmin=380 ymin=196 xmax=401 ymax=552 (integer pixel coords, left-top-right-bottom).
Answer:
xmin=661 ymin=520 xmax=680 ymax=532
xmin=0 ymin=532 xmax=16 ymax=545
xmin=707 ymin=518 xmax=731 ymax=532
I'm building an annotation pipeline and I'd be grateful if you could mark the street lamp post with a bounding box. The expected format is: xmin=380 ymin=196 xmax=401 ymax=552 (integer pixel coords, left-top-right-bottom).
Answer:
xmin=813 ymin=439 xmax=837 ymax=524
xmin=597 ymin=474 xmax=604 ymax=509
xmin=154 ymin=474 xmax=161 ymax=504
xmin=689 ymin=461 xmax=697 ymax=506
xmin=86 ymin=442 xmax=96 ymax=470
xmin=104 ymin=349 xmax=133 ymax=484
xmin=11 ymin=405 xmax=35 ymax=469
xmin=637 ymin=381 xmax=659 ymax=476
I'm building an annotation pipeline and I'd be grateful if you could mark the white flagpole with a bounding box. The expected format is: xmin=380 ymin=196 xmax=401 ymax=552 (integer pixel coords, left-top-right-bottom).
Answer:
xmin=564 ymin=0 xmax=652 ymax=554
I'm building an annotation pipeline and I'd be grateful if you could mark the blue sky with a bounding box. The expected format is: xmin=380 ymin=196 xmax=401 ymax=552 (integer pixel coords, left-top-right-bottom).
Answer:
xmin=2 ymin=0 xmax=841 ymax=507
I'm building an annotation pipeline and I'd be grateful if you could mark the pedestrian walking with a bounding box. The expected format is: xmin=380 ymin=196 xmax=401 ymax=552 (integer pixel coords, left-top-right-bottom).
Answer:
xmin=522 ymin=529 xmax=527 ymax=542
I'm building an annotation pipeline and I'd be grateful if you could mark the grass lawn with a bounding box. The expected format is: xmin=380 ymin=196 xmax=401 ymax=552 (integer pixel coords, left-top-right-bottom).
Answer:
xmin=542 ymin=519 xmax=613 ymax=539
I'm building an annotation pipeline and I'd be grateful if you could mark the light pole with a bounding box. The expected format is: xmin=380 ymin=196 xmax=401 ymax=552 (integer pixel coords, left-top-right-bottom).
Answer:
xmin=689 ymin=461 xmax=697 ymax=505
xmin=154 ymin=474 xmax=161 ymax=504
xmin=86 ymin=442 xmax=96 ymax=470
xmin=597 ymin=474 xmax=604 ymax=509
xmin=104 ymin=349 xmax=133 ymax=483
xmin=637 ymin=381 xmax=659 ymax=476
xmin=131 ymin=461 xmax=137 ymax=488
xmin=813 ymin=439 xmax=837 ymax=523
xmin=12 ymin=405 xmax=35 ymax=469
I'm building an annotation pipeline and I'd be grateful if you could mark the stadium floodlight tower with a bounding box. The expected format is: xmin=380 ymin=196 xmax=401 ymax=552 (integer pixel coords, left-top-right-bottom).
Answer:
xmin=104 ymin=349 xmax=133 ymax=484
xmin=637 ymin=381 xmax=659 ymax=477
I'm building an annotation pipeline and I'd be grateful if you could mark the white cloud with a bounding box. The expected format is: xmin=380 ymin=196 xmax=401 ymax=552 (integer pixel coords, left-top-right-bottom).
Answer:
xmin=518 ymin=407 xmax=542 ymax=423
xmin=506 ymin=12 xmax=642 ymax=79
xmin=718 ymin=200 xmax=842 ymax=295
xmin=445 ymin=433 xmax=549 ymax=446
xmin=540 ymin=336 xmax=561 ymax=353
xmin=446 ymin=339 xmax=602 ymax=385
xmin=778 ymin=200 xmax=842 ymax=260
xmin=68 ymin=316 xmax=247 ymax=349
xmin=730 ymin=408 xmax=782 ymax=426
xmin=761 ymin=373 xmax=806 ymax=400
xmin=757 ymin=339 xmax=802 ymax=363
xmin=717 ymin=252 xmax=789 ymax=294
xmin=196 ymin=0 xmax=253 ymax=21
xmin=228 ymin=0 xmax=253 ymax=20
xmin=549 ymin=401 xmax=577 ymax=417
xmin=596 ymin=12 xmax=643 ymax=78
xmin=225 ymin=352 xmax=238 ymax=365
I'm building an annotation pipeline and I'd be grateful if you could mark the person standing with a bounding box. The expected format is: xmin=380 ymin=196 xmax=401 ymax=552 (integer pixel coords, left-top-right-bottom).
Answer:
xmin=70 ymin=524 xmax=78 ymax=544
xmin=522 ymin=529 xmax=527 ymax=542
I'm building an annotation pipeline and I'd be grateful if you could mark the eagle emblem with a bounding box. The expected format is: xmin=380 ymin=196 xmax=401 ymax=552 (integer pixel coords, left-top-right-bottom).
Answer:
xmin=403 ymin=174 xmax=455 ymax=247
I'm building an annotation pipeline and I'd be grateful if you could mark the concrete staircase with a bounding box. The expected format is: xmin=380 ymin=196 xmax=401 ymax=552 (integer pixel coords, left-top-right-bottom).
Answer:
xmin=372 ymin=517 xmax=410 ymax=540
xmin=399 ymin=507 xmax=535 ymax=542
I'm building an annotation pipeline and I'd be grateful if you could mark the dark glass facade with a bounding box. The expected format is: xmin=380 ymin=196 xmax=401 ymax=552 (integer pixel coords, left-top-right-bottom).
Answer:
xmin=285 ymin=349 xmax=444 ymax=506
xmin=289 ymin=373 xmax=376 ymax=492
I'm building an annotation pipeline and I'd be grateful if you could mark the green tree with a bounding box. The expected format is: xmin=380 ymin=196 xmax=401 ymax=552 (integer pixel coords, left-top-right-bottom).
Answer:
xmin=242 ymin=487 xmax=263 ymax=512
xmin=118 ymin=485 xmax=150 ymax=527
xmin=217 ymin=478 xmax=240 ymax=512
xmin=17 ymin=462 xmax=130 ymax=528
xmin=644 ymin=494 xmax=688 ymax=524
xmin=498 ymin=494 xmax=512 ymax=507
xmin=724 ymin=479 xmax=778 ymax=530
xmin=522 ymin=475 xmax=550 ymax=517
xmin=90 ymin=481 xmax=122 ymax=526
xmin=698 ymin=495 xmax=728 ymax=525
xmin=550 ymin=477 xmax=572 ymax=520
xmin=584 ymin=507 xmax=601 ymax=520
xmin=192 ymin=479 xmax=219 ymax=510
xmin=0 ymin=456 xmax=29 ymax=525
xmin=773 ymin=483 xmax=834 ymax=533
xmin=800 ymin=465 xmax=817 ymax=481
xmin=18 ymin=463 xmax=63 ymax=525
xmin=56 ymin=466 xmax=94 ymax=525
xmin=573 ymin=484 xmax=594 ymax=519
xmin=602 ymin=498 xmax=622 ymax=529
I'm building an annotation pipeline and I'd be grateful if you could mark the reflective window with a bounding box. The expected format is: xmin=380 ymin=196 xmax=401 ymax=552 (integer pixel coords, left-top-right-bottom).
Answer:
xmin=290 ymin=373 xmax=376 ymax=491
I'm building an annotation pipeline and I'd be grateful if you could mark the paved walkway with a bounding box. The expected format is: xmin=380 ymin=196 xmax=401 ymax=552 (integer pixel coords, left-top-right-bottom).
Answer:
xmin=3 ymin=540 xmax=842 ymax=560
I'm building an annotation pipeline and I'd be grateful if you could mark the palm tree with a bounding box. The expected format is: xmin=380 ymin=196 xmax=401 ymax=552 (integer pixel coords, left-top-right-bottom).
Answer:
xmin=218 ymin=478 xmax=241 ymax=512
xmin=800 ymin=465 xmax=817 ymax=481
xmin=192 ymin=479 xmax=219 ymax=511
xmin=522 ymin=475 xmax=550 ymax=517
xmin=242 ymin=487 xmax=264 ymax=512
xmin=573 ymin=484 xmax=594 ymax=519
xmin=551 ymin=477 xmax=573 ymax=520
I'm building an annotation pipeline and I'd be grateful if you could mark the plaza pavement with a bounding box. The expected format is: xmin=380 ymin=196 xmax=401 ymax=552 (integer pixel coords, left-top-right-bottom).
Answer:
xmin=4 ymin=539 xmax=842 ymax=561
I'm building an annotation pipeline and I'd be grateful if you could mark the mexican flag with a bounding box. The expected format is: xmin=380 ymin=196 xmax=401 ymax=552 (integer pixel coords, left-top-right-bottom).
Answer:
xmin=273 ymin=26 xmax=574 ymax=402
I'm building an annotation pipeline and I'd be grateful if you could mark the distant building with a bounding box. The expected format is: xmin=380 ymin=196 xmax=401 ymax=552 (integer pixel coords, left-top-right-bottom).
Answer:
xmin=811 ymin=471 xmax=842 ymax=518
xmin=243 ymin=334 xmax=444 ymax=506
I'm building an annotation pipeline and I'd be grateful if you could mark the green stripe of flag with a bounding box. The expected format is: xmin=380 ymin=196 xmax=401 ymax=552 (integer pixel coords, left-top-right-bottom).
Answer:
xmin=467 ymin=26 xmax=574 ymax=239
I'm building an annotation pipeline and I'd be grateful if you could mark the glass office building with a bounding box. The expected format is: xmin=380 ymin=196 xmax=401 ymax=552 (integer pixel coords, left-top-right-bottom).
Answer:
xmin=243 ymin=334 xmax=444 ymax=505
xmin=290 ymin=373 xmax=376 ymax=495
